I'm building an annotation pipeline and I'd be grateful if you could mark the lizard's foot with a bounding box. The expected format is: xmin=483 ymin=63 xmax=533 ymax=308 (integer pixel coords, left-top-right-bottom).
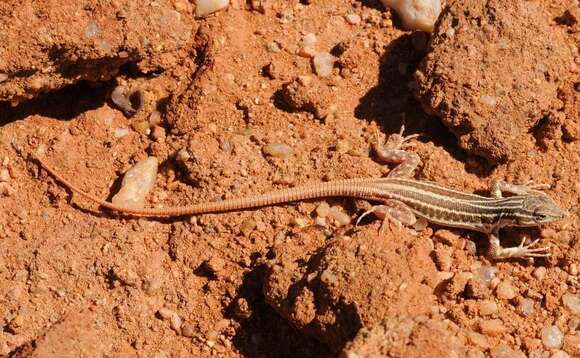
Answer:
xmin=356 ymin=200 xmax=416 ymax=234
xmin=373 ymin=126 xmax=422 ymax=178
xmin=490 ymin=237 xmax=551 ymax=259
xmin=490 ymin=180 xmax=552 ymax=198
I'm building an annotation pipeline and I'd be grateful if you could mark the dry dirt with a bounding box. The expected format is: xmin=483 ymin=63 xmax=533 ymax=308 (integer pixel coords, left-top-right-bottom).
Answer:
xmin=0 ymin=0 xmax=579 ymax=357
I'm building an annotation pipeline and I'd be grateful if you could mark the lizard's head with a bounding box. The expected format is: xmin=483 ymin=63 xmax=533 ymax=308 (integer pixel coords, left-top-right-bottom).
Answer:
xmin=516 ymin=195 xmax=568 ymax=226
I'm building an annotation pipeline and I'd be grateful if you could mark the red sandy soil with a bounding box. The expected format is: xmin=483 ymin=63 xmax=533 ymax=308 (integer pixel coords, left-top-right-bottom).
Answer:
xmin=0 ymin=1 xmax=578 ymax=357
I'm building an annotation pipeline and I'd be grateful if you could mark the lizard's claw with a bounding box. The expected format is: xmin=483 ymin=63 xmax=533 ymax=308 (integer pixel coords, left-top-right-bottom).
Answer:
xmin=514 ymin=237 xmax=551 ymax=258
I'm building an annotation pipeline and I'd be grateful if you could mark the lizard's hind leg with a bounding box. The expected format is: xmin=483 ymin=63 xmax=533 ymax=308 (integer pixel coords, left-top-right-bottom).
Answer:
xmin=356 ymin=199 xmax=417 ymax=234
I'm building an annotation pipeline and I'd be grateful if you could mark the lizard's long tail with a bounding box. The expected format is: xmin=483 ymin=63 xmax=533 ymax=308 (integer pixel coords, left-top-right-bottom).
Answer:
xmin=34 ymin=155 xmax=380 ymax=218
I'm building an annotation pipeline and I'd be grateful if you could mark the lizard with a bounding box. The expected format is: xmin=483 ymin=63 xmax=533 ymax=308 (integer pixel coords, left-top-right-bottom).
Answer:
xmin=33 ymin=126 xmax=568 ymax=260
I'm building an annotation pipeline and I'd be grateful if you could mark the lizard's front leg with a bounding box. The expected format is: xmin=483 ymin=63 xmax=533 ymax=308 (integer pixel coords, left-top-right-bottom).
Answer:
xmin=488 ymin=229 xmax=550 ymax=259
xmin=373 ymin=125 xmax=421 ymax=178
xmin=490 ymin=180 xmax=550 ymax=198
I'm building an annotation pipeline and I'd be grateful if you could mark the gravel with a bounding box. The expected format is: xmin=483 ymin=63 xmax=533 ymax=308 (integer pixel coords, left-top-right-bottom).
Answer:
xmin=541 ymin=325 xmax=563 ymax=349
xmin=111 ymin=157 xmax=159 ymax=208
xmin=196 ymin=0 xmax=229 ymax=18
xmin=562 ymin=293 xmax=580 ymax=314
xmin=262 ymin=143 xmax=293 ymax=158
xmin=312 ymin=52 xmax=335 ymax=77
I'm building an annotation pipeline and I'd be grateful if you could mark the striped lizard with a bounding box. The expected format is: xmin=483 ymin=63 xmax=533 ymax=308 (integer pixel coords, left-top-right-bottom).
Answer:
xmin=34 ymin=126 xmax=568 ymax=260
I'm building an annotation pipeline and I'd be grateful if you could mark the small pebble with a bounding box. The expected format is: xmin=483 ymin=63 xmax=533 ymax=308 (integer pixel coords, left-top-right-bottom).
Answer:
xmin=518 ymin=298 xmax=535 ymax=316
xmin=111 ymin=86 xmax=138 ymax=115
xmin=479 ymin=300 xmax=498 ymax=316
xmin=380 ymin=0 xmax=441 ymax=32
xmin=434 ymin=247 xmax=452 ymax=272
xmin=151 ymin=125 xmax=166 ymax=142
xmin=314 ymin=216 xmax=326 ymax=226
xmin=320 ymin=269 xmax=338 ymax=286
xmin=85 ymin=20 xmax=99 ymax=38
xmin=114 ymin=128 xmax=129 ymax=138
xmin=234 ymin=298 xmax=252 ymax=320
xmin=473 ymin=266 xmax=497 ymax=286
xmin=551 ymin=351 xmax=569 ymax=358
xmin=196 ymin=0 xmax=229 ymax=17
xmin=278 ymin=8 xmax=294 ymax=23
xmin=176 ymin=148 xmax=191 ymax=162
xmin=328 ymin=206 xmax=351 ymax=226
xmin=204 ymin=256 xmax=225 ymax=276
xmin=345 ymin=13 xmax=361 ymax=25
xmin=297 ymin=75 xmax=312 ymax=86
xmin=291 ymin=217 xmax=308 ymax=228
xmin=267 ymin=41 xmax=282 ymax=53
xmin=434 ymin=229 xmax=460 ymax=246
xmin=489 ymin=345 xmax=520 ymax=358
xmin=298 ymin=46 xmax=317 ymax=58
xmin=567 ymin=317 xmax=580 ymax=331
xmin=181 ymin=322 xmax=196 ymax=338
xmin=149 ymin=111 xmax=162 ymax=126
xmin=479 ymin=319 xmax=507 ymax=336
xmin=0 ymin=169 xmax=10 ymax=182
xmin=302 ymin=33 xmax=317 ymax=48
xmin=466 ymin=330 xmax=490 ymax=350
xmin=170 ymin=314 xmax=182 ymax=333
xmin=496 ymin=281 xmax=518 ymax=300
xmin=569 ymin=263 xmax=578 ymax=276
xmin=112 ymin=157 xmax=158 ymax=209
xmin=479 ymin=95 xmax=497 ymax=107
xmin=541 ymin=325 xmax=563 ymax=349
xmin=533 ymin=267 xmax=547 ymax=280
xmin=262 ymin=143 xmax=293 ymax=158
xmin=312 ymin=52 xmax=335 ymax=77
xmin=315 ymin=202 xmax=330 ymax=217
xmin=158 ymin=307 xmax=176 ymax=320
xmin=562 ymin=293 xmax=580 ymax=315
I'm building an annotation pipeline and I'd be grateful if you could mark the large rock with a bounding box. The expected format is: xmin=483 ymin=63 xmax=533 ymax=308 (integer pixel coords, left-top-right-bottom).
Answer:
xmin=0 ymin=0 xmax=195 ymax=104
xmin=262 ymin=227 xmax=438 ymax=349
xmin=415 ymin=0 xmax=573 ymax=162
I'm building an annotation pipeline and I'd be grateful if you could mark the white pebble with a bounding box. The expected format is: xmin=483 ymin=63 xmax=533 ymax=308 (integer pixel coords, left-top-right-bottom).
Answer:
xmin=196 ymin=0 xmax=229 ymax=18
xmin=85 ymin=20 xmax=99 ymax=38
xmin=312 ymin=52 xmax=335 ymax=77
xmin=473 ymin=266 xmax=497 ymax=286
xmin=262 ymin=143 xmax=293 ymax=158
xmin=329 ymin=206 xmax=351 ymax=226
xmin=495 ymin=281 xmax=518 ymax=300
xmin=267 ymin=41 xmax=281 ymax=53
xmin=541 ymin=325 xmax=563 ymax=349
xmin=518 ymin=298 xmax=535 ymax=316
xmin=479 ymin=95 xmax=497 ymax=107
xmin=479 ymin=300 xmax=498 ymax=316
xmin=316 ymin=202 xmax=330 ymax=217
xmin=0 ymin=169 xmax=10 ymax=183
xmin=345 ymin=13 xmax=361 ymax=25
xmin=303 ymin=33 xmax=317 ymax=48
xmin=533 ymin=267 xmax=547 ymax=280
xmin=551 ymin=351 xmax=569 ymax=358
xmin=112 ymin=157 xmax=158 ymax=209
xmin=380 ymin=0 xmax=441 ymax=32
xmin=562 ymin=293 xmax=580 ymax=315
xmin=158 ymin=307 xmax=175 ymax=320
xmin=114 ymin=128 xmax=129 ymax=138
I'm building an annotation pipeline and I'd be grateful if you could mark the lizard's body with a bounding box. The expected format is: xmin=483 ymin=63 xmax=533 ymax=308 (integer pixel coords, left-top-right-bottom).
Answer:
xmin=35 ymin=127 xmax=568 ymax=259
